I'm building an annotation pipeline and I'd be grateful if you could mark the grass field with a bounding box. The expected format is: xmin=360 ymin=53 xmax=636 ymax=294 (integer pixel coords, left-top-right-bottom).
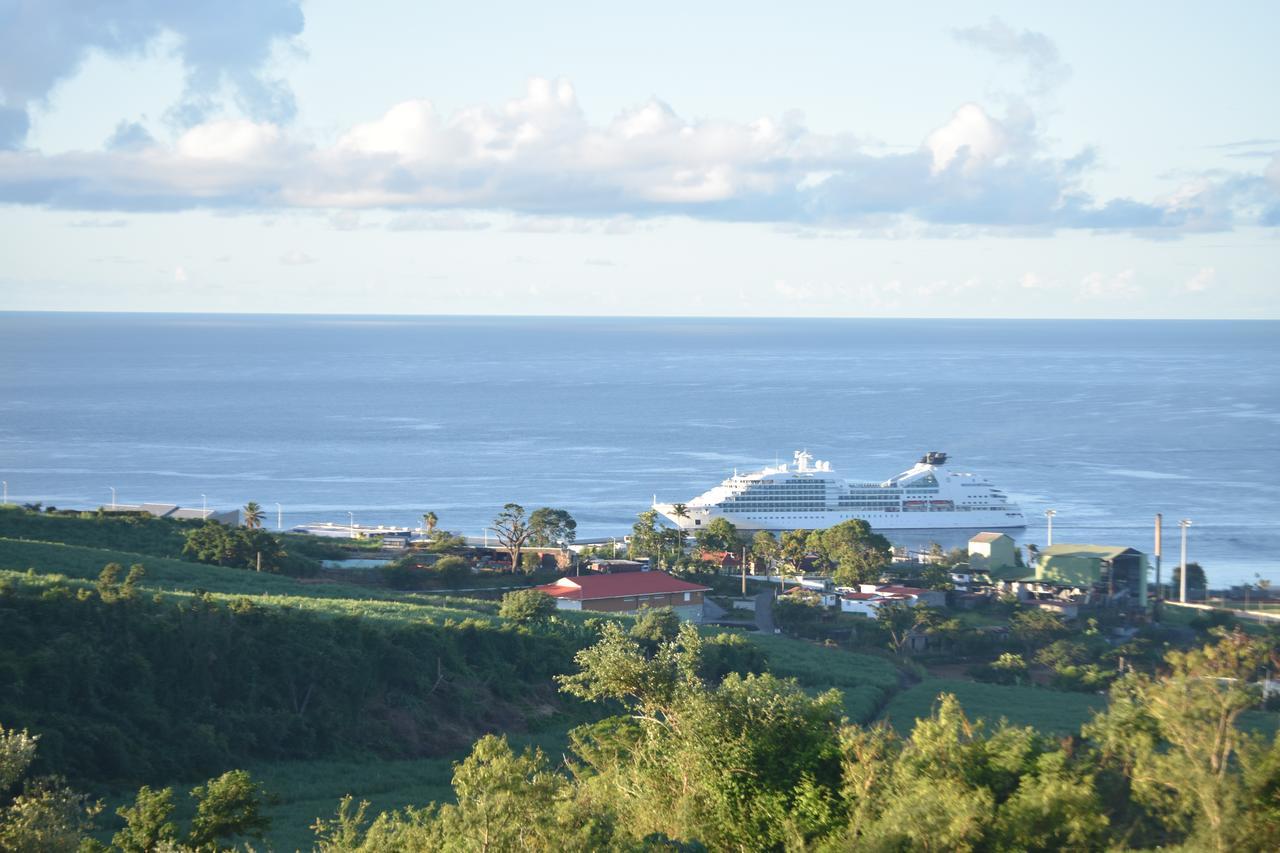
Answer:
xmin=0 ymin=538 xmax=509 ymax=626
xmin=90 ymin=720 xmax=589 ymax=851
xmin=746 ymin=633 xmax=902 ymax=723
xmin=884 ymin=678 xmax=1105 ymax=736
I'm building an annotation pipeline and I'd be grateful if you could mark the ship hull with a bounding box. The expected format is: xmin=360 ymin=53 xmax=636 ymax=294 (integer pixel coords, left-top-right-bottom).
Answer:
xmin=657 ymin=505 xmax=1026 ymax=532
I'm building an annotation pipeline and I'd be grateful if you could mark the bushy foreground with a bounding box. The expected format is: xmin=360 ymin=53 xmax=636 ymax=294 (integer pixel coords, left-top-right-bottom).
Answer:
xmin=314 ymin=626 xmax=1280 ymax=852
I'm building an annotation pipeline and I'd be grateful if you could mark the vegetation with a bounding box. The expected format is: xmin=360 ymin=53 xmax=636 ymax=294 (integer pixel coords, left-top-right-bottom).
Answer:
xmin=0 ymin=570 xmax=583 ymax=784
xmin=305 ymin=626 xmax=1280 ymax=851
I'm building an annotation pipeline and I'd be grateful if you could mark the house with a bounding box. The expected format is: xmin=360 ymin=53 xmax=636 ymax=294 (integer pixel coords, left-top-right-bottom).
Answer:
xmin=968 ymin=532 xmax=1018 ymax=571
xmin=860 ymin=584 xmax=947 ymax=608
xmin=782 ymin=586 xmax=838 ymax=607
xmin=586 ymin=558 xmax=648 ymax=573
xmin=697 ymin=550 xmax=741 ymax=571
xmin=839 ymin=591 xmax=914 ymax=618
xmin=101 ymin=502 xmax=240 ymax=526
xmin=533 ymin=571 xmax=710 ymax=620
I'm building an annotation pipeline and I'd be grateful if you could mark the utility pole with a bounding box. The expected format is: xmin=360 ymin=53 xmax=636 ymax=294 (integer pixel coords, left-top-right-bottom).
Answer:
xmin=1044 ymin=509 xmax=1057 ymax=547
xmin=109 ymin=486 xmax=116 ymax=509
xmin=276 ymin=502 xmax=282 ymax=531
xmin=201 ymin=494 xmax=207 ymax=519
xmin=2 ymin=480 xmax=7 ymax=504
xmin=1153 ymin=513 xmax=1163 ymax=619
xmin=1178 ymin=518 xmax=1192 ymax=603
xmin=348 ymin=511 xmax=355 ymax=540
xmin=742 ymin=546 xmax=748 ymax=597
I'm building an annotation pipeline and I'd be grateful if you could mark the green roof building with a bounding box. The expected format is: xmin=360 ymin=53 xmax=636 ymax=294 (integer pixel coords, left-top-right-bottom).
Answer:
xmin=1032 ymin=544 xmax=1148 ymax=604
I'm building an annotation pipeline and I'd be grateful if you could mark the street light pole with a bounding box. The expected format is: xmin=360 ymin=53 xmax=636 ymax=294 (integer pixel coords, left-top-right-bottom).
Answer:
xmin=2 ymin=480 xmax=6 ymax=504
xmin=201 ymin=494 xmax=207 ymax=519
xmin=109 ymin=486 xmax=116 ymax=509
xmin=348 ymin=512 xmax=355 ymax=540
xmin=1044 ymin=509 xmax=1057 ymax=547
xmin=275 ymin=502 xmax=283 ymax=531
xmin=1178 ymin=518 xmax=1192 ymax=603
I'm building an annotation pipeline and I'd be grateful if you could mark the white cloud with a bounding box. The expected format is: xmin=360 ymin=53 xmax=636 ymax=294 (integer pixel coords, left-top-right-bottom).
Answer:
xmin=1185 ymin=267 xmax=1215 ymax=292
xmin=1080 ymin=269 xmax=1139 ymax=299
xmin=386 ymin=212 xmax=490 ymax=232
xmin=280 ymin=249 xmax=314 ymax=265
xmin=176 ymin=120 xmax=283 ymax=161
xmin=926 ymin=104 xmax=1009 ymax=174
xmin=0 ymin=1 xmax=305 ymax=147
xmin=952 ymin=18 xmax=1071 ymax=96
xmin=0 ymin=77 xmax=1267 ymax=234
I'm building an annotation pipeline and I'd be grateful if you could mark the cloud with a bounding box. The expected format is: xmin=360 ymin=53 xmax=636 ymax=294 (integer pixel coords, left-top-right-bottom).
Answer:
xmin=279 ymin=249 xmax=314 ymax=265
xmin=0 ymin=1 xmax=304 ymax=147
xmin=1185 ymin=267 xmax=1215 ymax=292
xmin=0 ymin=77 xmax=1271 ymax=235
xmin=952 ymin=18 xmax=1071 ymax=96
xmin=70 ymin=217 xmax=127 ymax=228
xmin=386 ymin=212 xmax=491 ymax=231
xmin=105 ymin=121 xmax=155 ymax=152
xmin=1080 ymin=270 xmax=1139 ymax=299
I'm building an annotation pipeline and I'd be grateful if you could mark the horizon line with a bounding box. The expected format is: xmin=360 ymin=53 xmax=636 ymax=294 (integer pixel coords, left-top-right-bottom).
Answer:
xmin=1 ymin=309 xmax=1276 ymax=323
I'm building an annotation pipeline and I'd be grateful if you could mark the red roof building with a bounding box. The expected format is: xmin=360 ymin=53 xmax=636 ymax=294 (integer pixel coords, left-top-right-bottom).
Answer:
xmin=697 ymin=550 xmax=740 ymax=569
xmin=534 ymin=571 xmax=710 ymax=618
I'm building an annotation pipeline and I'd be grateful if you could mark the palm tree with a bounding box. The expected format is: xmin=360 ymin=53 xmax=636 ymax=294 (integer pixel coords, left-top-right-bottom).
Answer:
xmin=670 ymin=503 xmax=690 ymax=559
xmin=423 ymin=511 xmax=438 ymax=538
xmin=243 ymin=501 xmax=264 ymax=529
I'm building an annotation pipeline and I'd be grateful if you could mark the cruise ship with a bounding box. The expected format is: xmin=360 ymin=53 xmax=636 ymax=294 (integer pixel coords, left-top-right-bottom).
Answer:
xmin=654 ymin=450 xmax=1025 ymax=532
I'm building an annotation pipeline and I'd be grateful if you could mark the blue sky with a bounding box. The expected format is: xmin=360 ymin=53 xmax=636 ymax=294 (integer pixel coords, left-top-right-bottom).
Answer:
xmin=0 ymin=1 xmax=1277 ymax=317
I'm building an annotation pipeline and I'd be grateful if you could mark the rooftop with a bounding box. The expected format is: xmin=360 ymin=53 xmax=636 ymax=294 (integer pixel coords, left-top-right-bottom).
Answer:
xmin=534 ymin=571 xmax=711 ymax=601
xmin=970 ymin=531 xmax=1012 ymax=544
xmin=1038 ymin=544 xmax=1143 ymax=560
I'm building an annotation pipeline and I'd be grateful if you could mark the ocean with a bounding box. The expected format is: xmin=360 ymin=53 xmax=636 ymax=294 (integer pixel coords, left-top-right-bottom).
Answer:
xmin=1 ymin=313 xmax=1276 ymax=588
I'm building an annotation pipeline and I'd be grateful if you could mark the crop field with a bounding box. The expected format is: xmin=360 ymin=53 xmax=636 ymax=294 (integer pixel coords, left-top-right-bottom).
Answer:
xmin=0 ymin=539 xmax=509 ymax=625
xmin=884 ymin=678 xmax=1105 ymax=736
xmin=747 ymin=633 xmax=900 ymax=690
xmin=746 ymin=633 xmax=902 ymax=722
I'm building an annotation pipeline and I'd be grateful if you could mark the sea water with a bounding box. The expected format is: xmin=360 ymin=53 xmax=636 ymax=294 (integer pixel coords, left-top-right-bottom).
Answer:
xmin=1 ymin=313 xmax=1276 ymax=588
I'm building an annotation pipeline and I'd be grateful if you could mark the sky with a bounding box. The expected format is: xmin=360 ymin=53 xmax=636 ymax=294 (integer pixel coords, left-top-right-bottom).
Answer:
xmin=0 ymin=1 xmax=1277 ymax=318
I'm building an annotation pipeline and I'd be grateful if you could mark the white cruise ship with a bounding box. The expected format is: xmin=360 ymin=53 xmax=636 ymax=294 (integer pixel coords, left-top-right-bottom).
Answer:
xmin=654 ymin=450 xmax=1025 ymax=532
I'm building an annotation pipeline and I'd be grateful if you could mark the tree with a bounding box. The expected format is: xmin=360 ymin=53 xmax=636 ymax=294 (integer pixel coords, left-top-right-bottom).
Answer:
xmin=630 ymin=607 xmax=681 ymax=646
xmin=187 ymin=770 xmax=271 ymax=849
xmin=694 ymin=517 xmax=738 ymax=553
xmin=671 ymin=502 xmax=691 ymax=528
xmin=0 ymin=726 xmax=102 ymax=852
xmin=243 ymin=501 xmax=264 ymax=530
xmin=528 ymin=507 xmax=577 ymax=547
xmin=97 ymin=562 xmax=123 ymax=602
xmin=877 ymin=601 xmax=925 ymax=654
xmin=816 ymin=519 xmax=892 ymax=585
xmin=751 ymin=530 xmax=779 ymax=574
xmin=1011 ymin=608 xmax=1070 ymax=654
xmin=779 ymin=528 xmax=813 ymax=576
xmin=1171 ymin=561 xmax=1208 ymax=595
xmin=492 ymin=503 xmax=532 ymax=573
xmin=628 ymin=510 xmax=665 ymax=560
xmin=499 ymin=589 xmax=556 ymax=626
xmin=113 ymin=786 xmax=178 ymax=853
xmin=1085 ymin=630 xmax=1279 ymax=852
xmin=422 ymin=511 xmax=438 ymax=537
